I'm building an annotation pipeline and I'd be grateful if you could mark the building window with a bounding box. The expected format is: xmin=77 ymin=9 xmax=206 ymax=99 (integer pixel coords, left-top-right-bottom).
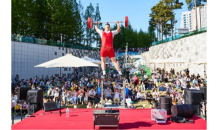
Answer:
xmin=64 ymin=68 xmax=68 ymax=71
xmin=62 ymin=53 xmax=64 ymax=56
xmin=69 ymin=68 xmax=71 ymax=71
xmin=55 ymin=52 xmax=57 ymax=55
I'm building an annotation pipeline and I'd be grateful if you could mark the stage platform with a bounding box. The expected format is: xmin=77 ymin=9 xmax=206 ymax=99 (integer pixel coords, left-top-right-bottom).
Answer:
xmin=11 ymin=108 xmax=207 ymax=130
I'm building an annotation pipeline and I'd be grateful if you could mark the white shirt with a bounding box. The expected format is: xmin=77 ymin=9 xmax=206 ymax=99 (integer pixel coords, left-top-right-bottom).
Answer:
xmin=114 ymin=84 xmax=121 ymax=89
xmin=89 ymin=90 xmax=95 ymax=96
xmin=153 ymin=92 xmax=159 ymax=97
xmin=144 ymin=75 xmax=148 ymax=79
xmin=54 ymin=92 xmax=59 ymax=97
xmin=130 ymin=70 xmax=132 ymax=74
xmin=114 ymin=92 xmax=120 ymax=98
xmin=97 ymin=29 xmax=118 ymax=38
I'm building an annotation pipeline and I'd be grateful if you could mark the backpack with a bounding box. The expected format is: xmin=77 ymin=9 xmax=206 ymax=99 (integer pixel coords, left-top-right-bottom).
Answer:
xmin=168 ymin=116 xmax=194 ymax=123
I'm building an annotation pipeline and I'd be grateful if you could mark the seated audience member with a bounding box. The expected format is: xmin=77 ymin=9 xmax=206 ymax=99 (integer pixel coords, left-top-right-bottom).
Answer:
xmin=146 ymin=92 xmax=153 ymax=103
xmin=149 ymin=103 xmax=153 ymax=108
xmin=129 ymin=101 xmax=135 ymax=109
xmin=77 ymin=89 xmax=84 ymax=105
xmin=172 ymin=96 xmax=177 ymax=105
xmin=11 ymin=99 xmax=14 ymax=113
xmin=113 ymin=89 xmax=120 ymax=105
xmin=21 ymin=100 xmax=28 ymax=115
xmin=95 ymin=102 xmax=103 ymax=108
xmin=53 ymin=88 xmax=59 ymax=102
xmin=141 ymin=82 xmax=145 ymax=91
xmin=84 ymin=91 xmax=89 ymax=104
xmin=158 ymin=84 xmax=166 ymax=94
xmin=71 ymin=90 xmax=77 ymax=104
xmin=181 ymin=81 xmax=187 ymax=90
xmin=88 ymin=88 xmax=96 ymax=104
xmin=153 ymin=88 xmax=159 ymax=98
xmin=131 ymin=90 xmax=137 ymax=101
xmin=148 ymin=81 xmax=153 ymax=90
xmin=137 ymin=90 xmax=145 ymax=101
xmin=104 ymin=86 xmax=112 ymax=100
xmin=87 ymin=102 xmax=93 ymax=108
xmin=14 ymin=101 xmax=21 ymax=115
xmin=178 ymin=97 xmax=184 ymax=105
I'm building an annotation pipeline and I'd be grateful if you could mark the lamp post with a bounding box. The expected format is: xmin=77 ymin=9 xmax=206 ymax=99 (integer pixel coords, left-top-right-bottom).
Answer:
xmin=60 ymin=33 xmax=63 ymax=47
xmin=125 ymin=43 xmax=128 ymax=68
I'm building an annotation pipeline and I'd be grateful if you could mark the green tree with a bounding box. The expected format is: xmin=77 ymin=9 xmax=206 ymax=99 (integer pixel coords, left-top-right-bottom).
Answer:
xmin=186 ymin=0 xmax=207 ymax=10
xmin=150 ymin=0 xmax=172 ymax=41
xmin=164 ymin=0 xmax=183 ymax=38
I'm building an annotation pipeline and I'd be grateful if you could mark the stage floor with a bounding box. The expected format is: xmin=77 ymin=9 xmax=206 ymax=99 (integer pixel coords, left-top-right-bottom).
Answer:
xmin=12 ymin=108 xmax=207 ymax=130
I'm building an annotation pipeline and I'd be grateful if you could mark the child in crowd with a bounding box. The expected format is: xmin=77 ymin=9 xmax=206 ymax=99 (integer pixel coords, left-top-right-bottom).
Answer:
xmin=14 ymin=101 xmax=21 ymax=115
xmin=87 ymin=102 xmax=93 ymax=108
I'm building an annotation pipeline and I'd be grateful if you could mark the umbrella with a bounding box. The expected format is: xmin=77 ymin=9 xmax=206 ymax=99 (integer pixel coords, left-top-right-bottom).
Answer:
xmin=34 ymin=50 xmax=98 ymax=77
xmin=158 ymin=57 xmax=186 ymax=64
xmin=192 ymin=59 xmax=207 ymax=73
xmin=34 ymin=54 xmax=98 ymax=68
xmin=192 ymin=59 xmax=207 ymax=65
xmin=82 ymin=56 xmax=101 ymax=65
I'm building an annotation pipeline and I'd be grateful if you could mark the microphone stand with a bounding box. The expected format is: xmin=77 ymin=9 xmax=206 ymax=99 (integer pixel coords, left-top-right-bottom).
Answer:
xmin=20 ymin=100 xmax=24 ymax=121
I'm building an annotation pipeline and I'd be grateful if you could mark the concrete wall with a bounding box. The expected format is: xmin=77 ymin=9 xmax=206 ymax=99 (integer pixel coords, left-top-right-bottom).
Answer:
xmin=11 ymin=41 xmax=100 ymax=80
xmin=142 ymin=32 xmax=207 ymax=77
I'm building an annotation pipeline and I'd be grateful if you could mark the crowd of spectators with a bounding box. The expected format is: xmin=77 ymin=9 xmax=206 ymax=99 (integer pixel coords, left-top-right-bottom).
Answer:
xmin=11 ymin=60 xmax=207 ymax=117
xmin=116 ymin=47 xmax=149 ymax=53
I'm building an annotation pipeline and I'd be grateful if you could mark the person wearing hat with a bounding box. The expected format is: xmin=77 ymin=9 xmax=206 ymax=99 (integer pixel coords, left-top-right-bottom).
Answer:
xmin=129 ymin=101 xmax=135 ymax=109
xmin=95 ymin=21 xmax=122 ymax=76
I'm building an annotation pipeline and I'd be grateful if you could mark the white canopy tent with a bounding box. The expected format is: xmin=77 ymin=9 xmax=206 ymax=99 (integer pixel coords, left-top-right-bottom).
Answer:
xmin=82 ymin=56 xmax=101 ymax=65
xmin=34 ymin=51 xmax=98 ymax=77
xmin=158 ymin=57 xmax=186 ymax=64
xmin=192 ymin=59 xmax=207 ymax=73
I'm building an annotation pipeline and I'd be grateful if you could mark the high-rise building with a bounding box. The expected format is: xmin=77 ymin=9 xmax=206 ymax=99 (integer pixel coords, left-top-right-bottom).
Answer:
xmin=191 ymin=4 xmax=207 ymax=31
xmin=180 ymin=11 xmax=192 ymax=31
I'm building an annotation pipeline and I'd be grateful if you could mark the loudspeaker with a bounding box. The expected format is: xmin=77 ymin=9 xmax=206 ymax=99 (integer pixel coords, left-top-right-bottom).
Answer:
xmin=27 ymin=89 xmax=43 ymax=104
xmin=200 ymin=87 xmax=207 ymax=101
xmin=171 ymin=104 xmax=195 ymax=118
xmin=184 ymin=89 xmax=202 ymax=104
xmin=28 ymin=103 xmax=38 ymax=115
xmin=27 ymin=89 xmax=43 ymax=115
xmin=43 ymin=102 xmax=59 ymax=112
xmin=18 ymin=87 xmax=31 ymax=100
xmin=159 ymin=96 xmax=172 ymax=115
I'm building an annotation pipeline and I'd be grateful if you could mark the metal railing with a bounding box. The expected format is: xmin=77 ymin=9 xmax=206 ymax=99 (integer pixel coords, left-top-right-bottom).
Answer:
xmin=152 ymin=27 xmax=207 ymax=46
xmin=11 ymin=35 xmax=99 ymax=51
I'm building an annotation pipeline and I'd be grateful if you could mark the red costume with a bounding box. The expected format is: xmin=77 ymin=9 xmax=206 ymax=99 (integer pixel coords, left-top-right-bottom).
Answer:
xmin=100 ymin=31 xmax=115 ymax=58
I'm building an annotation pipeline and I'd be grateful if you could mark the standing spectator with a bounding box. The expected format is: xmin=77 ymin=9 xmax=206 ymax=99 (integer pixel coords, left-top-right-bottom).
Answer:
xmin=15 ymin=74 xmax=19 ymax=83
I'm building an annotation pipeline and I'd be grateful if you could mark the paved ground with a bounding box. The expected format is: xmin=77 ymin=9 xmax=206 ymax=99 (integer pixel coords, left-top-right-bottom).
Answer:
xmin=11 ymin=114 xmax=26 ymax=125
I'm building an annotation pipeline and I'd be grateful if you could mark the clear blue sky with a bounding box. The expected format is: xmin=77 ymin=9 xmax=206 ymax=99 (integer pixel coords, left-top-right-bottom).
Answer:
xmin=80 ymin=0 xmax=191 ymax=32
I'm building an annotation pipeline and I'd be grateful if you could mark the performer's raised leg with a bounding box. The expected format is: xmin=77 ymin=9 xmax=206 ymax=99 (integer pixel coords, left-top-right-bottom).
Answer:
xmin=101 ymin=57 xmax=106 ymax=75
xmin=110 ymin=57 xmax=122 ymax=75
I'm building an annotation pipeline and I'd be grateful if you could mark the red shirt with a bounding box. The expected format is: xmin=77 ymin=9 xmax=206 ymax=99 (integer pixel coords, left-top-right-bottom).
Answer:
xmin=101 ymin=31 xmax=113 ymax=48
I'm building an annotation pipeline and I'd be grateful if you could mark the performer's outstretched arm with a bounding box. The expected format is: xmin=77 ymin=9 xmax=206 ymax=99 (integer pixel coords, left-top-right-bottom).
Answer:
xmin=95 ymin=21 xmax=99 ymax=32
xmin=116 ymin=21 xmax=121 ymax=33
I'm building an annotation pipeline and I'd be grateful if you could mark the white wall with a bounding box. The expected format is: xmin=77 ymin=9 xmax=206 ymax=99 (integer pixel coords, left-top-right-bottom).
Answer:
xmin=142 ymin=32 xmax=207 ymax=77
xmin=11 ymin=41 xmax=100 ymax=80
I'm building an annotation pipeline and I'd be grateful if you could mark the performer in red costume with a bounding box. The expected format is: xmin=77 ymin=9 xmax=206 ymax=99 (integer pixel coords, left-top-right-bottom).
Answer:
xmin=95 ymin=21 xmax=122 ymax=76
